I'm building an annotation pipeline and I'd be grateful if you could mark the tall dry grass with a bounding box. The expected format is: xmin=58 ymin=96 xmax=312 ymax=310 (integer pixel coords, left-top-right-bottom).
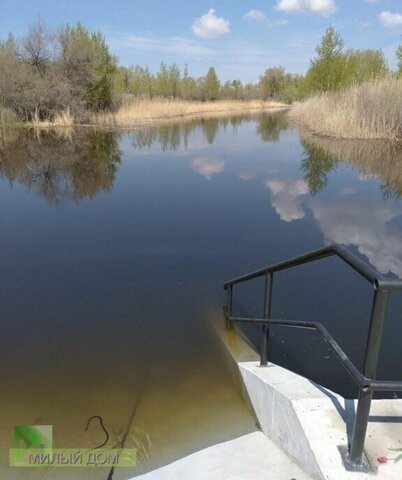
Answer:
xmin=290 ymin=78 xmax=402 ymax=140
xmin=31 ymin=107 xmax=75 ymax=129
xmin=93 ymin=99 xmax=286 ymax=128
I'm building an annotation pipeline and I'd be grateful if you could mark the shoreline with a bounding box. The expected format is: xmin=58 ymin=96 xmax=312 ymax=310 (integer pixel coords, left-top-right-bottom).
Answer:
xmin=1 ymin=101 xmax=288 ymax=132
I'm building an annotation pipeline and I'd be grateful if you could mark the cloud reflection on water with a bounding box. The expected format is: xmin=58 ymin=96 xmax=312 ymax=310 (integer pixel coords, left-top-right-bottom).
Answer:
xmin=265 ymin=178 xmax=309 ymax=222
xmin=192 ymin=156 xmax=225 ymax=180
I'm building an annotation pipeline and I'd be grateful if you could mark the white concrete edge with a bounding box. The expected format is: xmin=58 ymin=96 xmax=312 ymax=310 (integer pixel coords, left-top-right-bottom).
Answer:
xmin=239 ymin=362 xmax=325 ymax=480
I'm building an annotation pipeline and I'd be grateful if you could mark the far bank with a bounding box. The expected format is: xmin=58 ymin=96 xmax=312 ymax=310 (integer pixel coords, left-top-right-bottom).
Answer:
xmin=1 ymin=100 xmax=288 ymax=131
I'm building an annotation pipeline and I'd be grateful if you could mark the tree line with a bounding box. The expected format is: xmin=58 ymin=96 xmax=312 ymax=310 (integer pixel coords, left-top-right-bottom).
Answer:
xmin=0 ymin=21 xmax=117 ymax=122
xmin=1 ymin=21 xmax=402 ymax=123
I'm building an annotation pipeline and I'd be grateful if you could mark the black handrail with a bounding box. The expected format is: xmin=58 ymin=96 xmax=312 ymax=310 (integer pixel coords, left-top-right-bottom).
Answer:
xmin=223 ymin=244 xmax=384 ymax=287
xmin=223 ymin=244 xmax=402 ymax=468
xmin=229 ymin=316 xmax=402 ymax=392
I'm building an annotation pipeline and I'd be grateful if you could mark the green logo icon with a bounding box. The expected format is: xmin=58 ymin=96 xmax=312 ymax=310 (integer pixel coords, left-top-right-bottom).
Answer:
xmin=10 ymin=423 xmax=136 ymax=468
xmin=13 ymin=425 xmax=53 ymax=450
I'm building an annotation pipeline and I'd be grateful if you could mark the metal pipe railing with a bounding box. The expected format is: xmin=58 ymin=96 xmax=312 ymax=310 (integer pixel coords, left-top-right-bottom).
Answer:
xmin=223 ymin=244 xmax=402 ymax=467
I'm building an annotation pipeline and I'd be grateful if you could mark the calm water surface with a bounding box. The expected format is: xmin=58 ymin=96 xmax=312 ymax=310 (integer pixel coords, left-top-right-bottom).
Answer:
xmin=1 ymin=113 xmax=402 ymax=479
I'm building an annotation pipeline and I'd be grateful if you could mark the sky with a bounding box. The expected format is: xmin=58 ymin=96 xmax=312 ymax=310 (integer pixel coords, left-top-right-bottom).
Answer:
xmin=0 ymin=0 xmax=401 ymax=82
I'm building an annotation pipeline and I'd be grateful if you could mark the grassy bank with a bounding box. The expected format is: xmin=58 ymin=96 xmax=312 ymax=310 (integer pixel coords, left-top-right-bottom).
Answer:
xmin=290 ymin=78 xmax=402 ymax=140
xmin=92 ymin=99 xmax=286 ymax=129
xmin=1 ymin=99 xmax=287 ymax=130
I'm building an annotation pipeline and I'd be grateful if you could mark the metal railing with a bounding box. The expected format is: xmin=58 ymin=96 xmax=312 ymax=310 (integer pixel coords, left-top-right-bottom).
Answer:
xmin=223 ymin=244 xmax=402 ymax=467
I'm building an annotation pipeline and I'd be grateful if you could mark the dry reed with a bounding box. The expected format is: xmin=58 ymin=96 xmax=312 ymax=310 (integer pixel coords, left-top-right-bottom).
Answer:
xmin=31 ymin=107 xmax=75 ymax=129
xmin=93 ymin=99 xmax=286 ymax=128
xmin=290 ymin=78 xmax=402 ymax=140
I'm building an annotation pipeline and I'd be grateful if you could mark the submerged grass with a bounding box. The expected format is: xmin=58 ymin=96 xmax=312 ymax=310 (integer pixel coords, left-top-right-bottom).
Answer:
xmin=92 ymin=99 xmax=287 ymax=128
xmin=290 ymin=78 xmax=402 ymax=140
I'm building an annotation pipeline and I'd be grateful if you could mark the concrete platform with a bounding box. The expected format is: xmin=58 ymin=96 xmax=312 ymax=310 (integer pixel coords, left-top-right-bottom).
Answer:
xmin=212 ymin=312 xmax=402 ymax=480
xmin=132 ymin=431 xmax=310 ymax=480
xmin=239 ymin=361 xmax=402 ymax=480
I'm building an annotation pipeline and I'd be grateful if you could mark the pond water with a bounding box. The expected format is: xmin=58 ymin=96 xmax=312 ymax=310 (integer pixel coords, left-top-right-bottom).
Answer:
xmin=1 ymin=112 xmax=402 ymax=478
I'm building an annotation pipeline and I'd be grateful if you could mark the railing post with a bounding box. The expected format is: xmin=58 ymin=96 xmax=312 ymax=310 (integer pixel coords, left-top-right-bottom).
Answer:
xmin=260 ymin=272 xmax=273 ymax=367
xmin=225 ymin=284 xmax=234 ymax=330
xmin=227 ymin=285 xmax=233 ymax=317
xmin=349 ymin=287 xmax=390 ymax=465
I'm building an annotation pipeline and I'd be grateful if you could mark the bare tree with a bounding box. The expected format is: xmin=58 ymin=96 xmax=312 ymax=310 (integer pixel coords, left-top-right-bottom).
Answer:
xmin=21 ymin=19 xmax=50 ymax=77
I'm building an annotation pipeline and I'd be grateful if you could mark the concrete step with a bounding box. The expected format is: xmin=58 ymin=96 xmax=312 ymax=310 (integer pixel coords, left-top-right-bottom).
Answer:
xmin=131 ymin=431 xmax=311 ymax=480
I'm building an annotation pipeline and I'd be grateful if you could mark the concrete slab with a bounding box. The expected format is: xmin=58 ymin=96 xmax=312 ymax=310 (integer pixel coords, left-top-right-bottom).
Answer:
xmin=239 ymin=361 xmax=402 ymax=480
xmin=131 ymin=431 xmax=311 ymax=480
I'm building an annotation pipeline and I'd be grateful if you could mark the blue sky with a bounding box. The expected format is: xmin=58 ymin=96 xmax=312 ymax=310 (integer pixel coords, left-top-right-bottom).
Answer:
xmin=1 ymin=0 xmax=401 ymax=82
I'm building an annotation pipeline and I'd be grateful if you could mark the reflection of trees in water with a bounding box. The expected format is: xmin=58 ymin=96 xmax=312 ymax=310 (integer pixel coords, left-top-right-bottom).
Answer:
xmin=0 ymin=129 xmax=121 ymax=204
xmin=130 ymin=122 xmax=195 ymax=151
xmin=381 ymin=184 xmax=402 ymax=201
xmin=130 ymin=117 xmax=225 ymax=150
xmin=301 ymin=133 xmax=402 ymax=200
xmin=201 ymin=118 xmax=219 ymax=144
xmin=129 ymin=112 xmax=289 ymax=150
xmin=301 ymin=140 xmax=338 ymax=195
xmin=257 ymin=112 xmax=289 ymax=143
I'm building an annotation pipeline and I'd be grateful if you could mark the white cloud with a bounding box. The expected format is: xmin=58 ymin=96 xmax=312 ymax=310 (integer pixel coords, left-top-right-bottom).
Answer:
xmin=244 ymin=10 xmax=289 ymax=27
xmin=192 ymin=9 xmax=230 ymax=39
xmin=192 ymin=156 xmax=225 ymax=180
xmin=266 ymin=178 xmax=309 ymax=222
xmin=245 ymin=9 xmax=267 ymax=22
xmin=311 ymin=199 xmax=402 ymax=277
xmin=379 ymin=11 xmax=402 ymax=28
xmin=108 ymin=34 xmax=215 ymax=58
xmin=276 ymin=0 xmax=337 ymax=16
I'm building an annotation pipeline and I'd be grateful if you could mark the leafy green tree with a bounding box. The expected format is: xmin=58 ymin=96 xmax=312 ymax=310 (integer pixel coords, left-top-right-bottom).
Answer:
xmin=243 ymin=82 xmax=258 ymax=100
xmin=221 ymin=80 xmax=233 ymax=99
xmin=156 ymin=62 xmax=169 ymax=97
xmin=232 ymin=80 xmax=243 ymax=99
xmin=139 ymin=66 xmax=155 ymax=99
xmin=316 ymin=26 xmax=344 ymax=60
xmin=203 ymin=67 xmax=220 ymax=101
xmin=168 ymin=64 xmax=181 ymax=99
xmin=342 ymin=49 xmax=388 ymax=84
xmin=181 ymin=63 xmax=191 ymax=99
xmin=306 ymin=26 xmax=345 ymax=92
xmin=114 ymin=66 xmax=133 ymax=94
xmin=58 ymin=23 xmax=117 ymax=111
xmin=0 ymin=33 xmax=20 ymax=112
xmin=281 ymin=74 xmax=308 ymax=102
xmin=85 ymin=31 xmax=117 ymax=110
xmin=259 ymin=67 xmax=287 ymax=99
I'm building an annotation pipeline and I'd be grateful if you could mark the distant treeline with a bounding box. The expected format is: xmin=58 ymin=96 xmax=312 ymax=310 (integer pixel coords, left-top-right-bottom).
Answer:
xmin=0 ymin=21 xmax=401 ymax=123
